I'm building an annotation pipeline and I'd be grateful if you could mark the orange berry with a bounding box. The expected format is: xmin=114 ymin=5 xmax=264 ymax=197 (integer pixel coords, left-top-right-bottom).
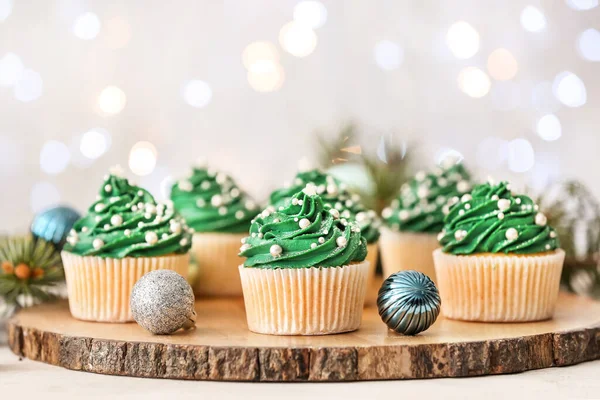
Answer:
xmin=32 ymin=268 xmax=44 ymax=279
xmin=1 ymin=261 xmax=14 ymax=274
xmin=14 ymin=263 xmax=31 ymax=280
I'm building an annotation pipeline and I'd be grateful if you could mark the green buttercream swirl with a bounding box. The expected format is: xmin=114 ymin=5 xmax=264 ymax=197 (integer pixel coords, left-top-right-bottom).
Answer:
xmin=438 ymin=181 xmax=560 ymax=255
xmin=64 ymin=174 xmax=192 ymax=258
xmin=382 ymin=163 xmax=472 ymax=234
xmin=240 ymin=188 xmax=367 ymax=269
xmin=269 ymin=169 xmax=380 ymax=243
xmin=170 ymin=167 xmax=258 ymax=233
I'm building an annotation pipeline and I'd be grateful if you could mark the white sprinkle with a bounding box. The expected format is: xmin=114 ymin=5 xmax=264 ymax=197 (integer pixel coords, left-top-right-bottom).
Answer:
xmin=162 ymin=233 xmax=169 ymax=239
xmin=294 ymin=217 xmax=299 ymax=222
xmin=219 ymin=207 xmax=227 ymax=216
xmin=270 ymin=244 xmax=283 ymax=257
xmin=461 ymin=194 xmax=472 ymax=202
xmin=534 ymin=205 xmax=539 ymax=211
xmin=235 ymin=210 xmax=245 ymax=220
xmin=382 ymin=207 xmax=393 ymax=219
xmin=245 ymin=200 xmax=256 ymax=210
xmin=545 ymin=244 xmax=551 ymax=250
xmin=417 ymin=186 xmax=429 ymax=198
xmin=103 ymin=224 xmax=111 ymax=230
xmin=498 ymin=212 xmax=505 ymax=220
xmin=491 ymin=195 xmax=499 ymax=201
xmin=465 ymin=204 xmax=471 ymax=210
xmin=241 ymin=237 xmax=246 ymax=244
xmin=180 ymin=238 xmax=188 ymax=246
xmin=67 ymin=236 xmax=78 ymax=246
xmin=292 ymin=198 xmax=299 ymax=206
xmin=457 ymin=181 xmax=470 ymax=193
xmin=94 ymin=203 xmax=105 ymax=212
xmin=399 ymin=210 xmax=410 ymax=221
xmin=437 ymin=232 xmax=444 ymax=241
xmin=95 ymin=216 xmax=102 ymax=222
xmin=329 ymin=209 xmax=340 ymax=219
xmin=449 ymin=196 xmax=460 ymax=205
xmin=231 ymin=188 xmax=240 ymax=198
xmin=341 ymin=210 xmax=351 ymax=219
xmin=535 ymin=213 xmax=547 ymax=226
xmin=196 ymin=198 xmax=206 ymax=207
xmin=318 ymin=237 xmax=325 ymax=244
xmin=341 ymin=218 xmax=348 ymax=226
xmin=515 ymin=198 xmax=522 ymax=204
xmin=138 ymin=222 xmax=144 ymax=228
xmin=216 ymin=173 xmax=227 ymax=184
xmin=92 ymin=239 xmax=104 ymax=249
xmin=178 ymin=180 xmax=193 ymax=192
xmin=81 ymin=227 xmax=88 ymax=233
xmin=104 ymin=184 xmax=112 ymax=193
xmin=442 ymin=205 xmax=450 ymax=215
xmin=356 ymin=212 xmax=366 ymax=222
xmin=124 ymin=229 xmax=131 ymax=236
xmin=454 ymin=230 xmax=467 ymax=241
xmin=298 ymin=199 xmax=304 ymax=206
xmin=110 ymin=197 xmax=119 ymax=203
xmin=211 ymin=195 xmax=223 ymax=207
xmin=145 ymin=204 xmax=156 ymax=214
xmin=415 ymin=171 xmax=426 ymax=181
xmin=345 ymin=199 xmax=353 ymax=207
xmin=144 ymin=213 xmax=152 ymax=220
xmin=131 ymin=205 xmax=138 ymax=212
xmin=311 ymin=243 xmax=317 ymax=249
xmin=326 ymin=184 xmax=338 ymax=195
xmin=550 ymin=231 xmax=557 ymax=238
xmin=299 ymin=218 xmax=311 ymax=229
xmin=438 ymin=178 xmax=448 ymax=187
xmin=335 ymin=202 xmax=343 ymax=210
xmin=497 ymin=199 xmax=511 ymax=212
xmin=170 ymin=222 xmax=182 ymax=234
xmin=145 ymin=232 xmax=158 ymax=245
xmin=336 ymin=236 xmax=348 ymax=247
xmin=273 ymin=218 xmax=280 ymax=223
xmin=137 ymin=202 xmax=144 ymax=209
xmin=240 ymin=243 xmax=251 ymax=252
xmin=459 ymin=210 xmax=465 ymax=216
xmin=505 ymin=227 xmax=519 ymax=241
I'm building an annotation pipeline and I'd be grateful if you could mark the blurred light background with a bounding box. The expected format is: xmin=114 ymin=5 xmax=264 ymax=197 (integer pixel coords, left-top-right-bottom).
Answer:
xmin=0 ymin=0 xmax=598 ymax=232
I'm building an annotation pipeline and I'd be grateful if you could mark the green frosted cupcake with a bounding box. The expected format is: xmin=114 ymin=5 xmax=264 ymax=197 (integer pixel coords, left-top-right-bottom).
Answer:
xmin=379 ymin=162 xmax=473 ymax=281
xmin=170 ymin=162 xmax=259 ymax=297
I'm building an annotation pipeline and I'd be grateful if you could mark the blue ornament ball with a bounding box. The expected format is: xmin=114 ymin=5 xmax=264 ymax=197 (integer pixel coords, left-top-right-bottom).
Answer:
xmin=377 ymin=270 xmax=441 ymax=335
xmin=31 ymin=206 xmax=81 ymax=249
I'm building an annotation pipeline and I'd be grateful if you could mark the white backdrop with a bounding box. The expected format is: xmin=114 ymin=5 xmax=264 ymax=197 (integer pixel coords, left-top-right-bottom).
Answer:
xmin=0 ymin=0 xmax=598 ymax=233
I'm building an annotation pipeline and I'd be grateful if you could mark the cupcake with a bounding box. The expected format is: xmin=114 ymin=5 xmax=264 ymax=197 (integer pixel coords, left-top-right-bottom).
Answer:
xmin=239 ymin=184 xmax=370 ymax=335
xmin=380 ymin=162 xmax=472 ymax=281
xmin=62 ymin=170 xmax=192 ymax=322
xmin=434 ymin=181 xmax=564 ymax=322
xmin=269 ymin=168 xmax=380 ymax=292
xmin=170 ymin=163 xmax=258 ymax=296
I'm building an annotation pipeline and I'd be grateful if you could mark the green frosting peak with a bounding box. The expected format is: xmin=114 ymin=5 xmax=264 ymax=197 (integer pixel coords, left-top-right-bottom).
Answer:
xmin=64 ymin=173 xmax=192 ymax=258
xmin=269 ymin=169 xmax=380 ymax=243
xmin=438 ymin=181 xmax=560 ymax=255
xmin=170 ymin=166 xmax=258 ymax=233
xmin=240 ymin=187 xmax=367 ymax=269
xmin=382 ymin=163 xmax=472 ymax=234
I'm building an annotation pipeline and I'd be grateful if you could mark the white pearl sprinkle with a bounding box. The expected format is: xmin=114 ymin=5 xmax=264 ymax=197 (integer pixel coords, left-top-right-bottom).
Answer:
xmin=415 ymin=171 xmax=426 ymax=181
xmin=94 ymin=203 xmax=105 ymax=212
xmin=124 ymin=229 xmax=131 ymax=236
xmin=457 ymin=181 xmax=470 ymax=193
xmin=438 ymin=178 xmax=448 ymax=187
xmin=498 ymin=212 xmax=505 ymax=220
xmin=515 ymin=198 xmax=522 ymax=205
xmin=138 ymin=222 xmax=144 ymax=228
xmin=550 ymin=231 xmax=557 ymax=238
xmin=505 ymin=227 xmax=519 ymax=241
xmin=461 ymin=194 xmax=472 ymax=202
xmin=417 ymin=186 xmax=429 ymax=198
xmin=196 ymin=198 xmax=206 ymax=208
xmin=241 ymin=237 xmax=246 ymax=244
xmin=170 ymin=222 xmax=182 ymax=234
xmin=92 ymin=239 xmax=104 ymax=249
xmin=178 ymin=180 xmax=193 ymax=192
xmin=318 ymin=237 xmax=325 ymax=244
xmin=298 ymin=199 xmax=304 ymax=206
xmin=465 ymin=204 xmax=471 ymax=210
xmin=67 ymin=236 xmax=78 ymax=246
xmin=437 ymin=232 xmax=444 ymax=241
xmin=145 ymin=232 xmax=158 ymax=245
xmin=535 ymin=213 xmax=547 ymax=226
xmin=491 ymin=195 xmax=499 ymax=201
xmin=382 ymin=207 xmax=393 ymax=219
xmin=180 ymin=238 xmax=188 ymax=246
xmin=497 ymin=199 xmax=511 ymax=212
xmin=144 ymin=213 xmax=152 ymax=219
xmin=458 ymin=210 xmax=465 ymax=216
xmin=245 ymin=200 xmax=256 ymax=210
xmin=545 ymin=244 xmax=551 ymax=250
xmin=211 ymin=195 xmax=223 ymax=207
xmin=103 ymin=224 xmax=111 ymax=230
xmin=336 ymin=236 xmax=347 ymax=247
xmin=104 ymin=184 xmax=112 ymax=193
xmin=240 ymin=243 xmax=251 ymax=252
xmin=442 ymin=205 xmax=450 ymax=215
xmin=329 ymin=209 xmax=340 ymax=219
xmin=270 ymin=244 xmax=283 ymax=257
xmin=216 ymin=173 xmax=227 ymax=184
xmin=219 ymin=207 xmax=227 ymax=216
xmin=399 ymin=210 xmax=410 ymax=221
xmin=95 ymin=216 xmax=102 ymax=222
xmin=454 ymin=230 xmax=467 ymax=241
xmin=292 ymin=198 xmax=299 ymax=205
xmin=81 ymin=227 xmax=88 ymax=233
xmin=131 ymin=205 xmax=138 ymax=212
xmin=345 ymin=200 xmax=353 ymax=207
xmin=355 ymin=212 xmax=366 ymax=222
xmin=326 ymin=184 xmax=338 ymax=195
xmin=299 ymin=218 xmax=311 ymax=229
xmin=235 ymin=210 xmax=245 ymax=220
xmin=231 ymin=188 xmax=240 ymax=198
xmin=311 ymin=243 xmax=317 ymax=249
xmin=273 ymin=218 xmax=280 ymax=223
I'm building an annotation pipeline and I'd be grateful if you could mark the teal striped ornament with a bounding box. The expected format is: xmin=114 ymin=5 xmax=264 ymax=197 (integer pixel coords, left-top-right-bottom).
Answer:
xmin=31 ymin=206 xmax=81 ymax=249
xmin=377 ymin=270 xmax=441 ymax=335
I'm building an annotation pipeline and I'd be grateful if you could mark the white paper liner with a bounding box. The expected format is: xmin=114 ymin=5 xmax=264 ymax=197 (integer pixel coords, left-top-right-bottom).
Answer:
xmin=433 ymin=249 xmax=565 ymax=322
xmin=379 ymin=228 xmax=440 ymax=282
xmin=61 ymin=251 xmax=190 ymax=323
xmin=239 ymin=261 xmax=370 ymax=335
xmin=364 ymin=243 xmax=379 ymax=306
xmin=192 ymin=232 xmax=247 ymax=297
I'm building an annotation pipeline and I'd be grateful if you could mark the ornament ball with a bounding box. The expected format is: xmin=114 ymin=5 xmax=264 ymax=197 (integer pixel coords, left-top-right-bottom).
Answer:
xmin=131 ymin=270 xmax=196 ymax=335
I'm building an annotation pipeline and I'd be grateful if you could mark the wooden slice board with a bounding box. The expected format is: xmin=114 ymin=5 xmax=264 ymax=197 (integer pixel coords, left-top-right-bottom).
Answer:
xmin=7 ymin=292 xmax=600 ymax=382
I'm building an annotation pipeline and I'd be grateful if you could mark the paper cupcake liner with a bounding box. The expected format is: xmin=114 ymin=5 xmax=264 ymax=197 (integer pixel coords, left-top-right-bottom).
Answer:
xmin=61 ymin=251 xmax=190 ymax=323
xmin=239 ymin=261 xmax=370 ymax=335
xmin=379 ymin=228 xmax=439 ymax=282
xmin=364 ymin=243 xmax=379 ymax=306
xmin=192 ymin=232 xmax=246 ymax=297
xmin=433 ymin=249 xmax=565 ymax=322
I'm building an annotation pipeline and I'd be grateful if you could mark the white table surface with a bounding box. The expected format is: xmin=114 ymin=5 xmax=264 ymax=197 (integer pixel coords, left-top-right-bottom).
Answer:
xmin=1 ymin=346 xmax=599 ymax=399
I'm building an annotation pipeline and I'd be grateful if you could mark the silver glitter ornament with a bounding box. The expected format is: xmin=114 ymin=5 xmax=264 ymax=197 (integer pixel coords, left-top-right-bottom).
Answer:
xmin=377 ymin=270 xmax=441 ymax=336
xmin=131 ymin=270 xmax=196 ymax=335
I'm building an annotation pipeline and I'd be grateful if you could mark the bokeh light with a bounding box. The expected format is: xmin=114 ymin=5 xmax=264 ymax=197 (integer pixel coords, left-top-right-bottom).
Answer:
xmin=552 ymin=71 xmax=587 ymax=107
xmin=566 ymin=0 xmax=598 ymax=10
xmin=242 ymin=41 xmax=279 ymax=69
xmin=98 ymin=85 xmax=126 ymax=114
xmin=577 ymin=28 xmax=600 ymax=61
xmin=520 ymin=6 xmax=546 ymax=32
xmin=72 ymin=12 xmax=101 ymax=40
xmin=457 ymin=67 xmax=491 ymax=98
xmin=30 ymin=182 xmax=60 ymax=213
xmin=247 ymin=61 xmax=285 ymax=92
xmin=373 ymin=40 xmax=404 ymax=70
xmin=279 ymin=21 xmax=318 ymax=58
xmin=0 ymin=52 xmax=24 ymax=87
xmin=435 ymin=148 xmax=464 ymax=166
xmin=487 ymin=48 xmax=518 ymax=80
xmin=446 ymin=21 xmax=480 ymax=59
xmin=476 ymin=136 xmax=509 ymax=170
xmin=0 ymin=0 xmax=12 ymax=21
xmin=40 ymin=140 xmax=70 ymax=175
xmin=532 ymin=81 xmax=562 ymax=112
xmin=13 ymin=69 xmax=43 ymax=102
xmin=80 ymin=128 xmax=111 ymax=159
xmin=182 ymin=80 xmax=212 ymax=108
xmin=508 ymin=138 xmax=535 ymax=173
xmin=129 ymin=141 xmax=157 ymax=176
xmin=103 ymin=16 xmax=132 ymax=49
xmin=293 ymin=1 xmax=327 ymax=29
xmin=536 ymin=114 xmax=562 ymax=141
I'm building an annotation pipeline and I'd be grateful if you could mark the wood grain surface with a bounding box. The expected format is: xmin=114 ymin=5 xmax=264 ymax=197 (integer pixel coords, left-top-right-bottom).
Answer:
xmin=8 ymin=292 xmax=600 ymax=381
